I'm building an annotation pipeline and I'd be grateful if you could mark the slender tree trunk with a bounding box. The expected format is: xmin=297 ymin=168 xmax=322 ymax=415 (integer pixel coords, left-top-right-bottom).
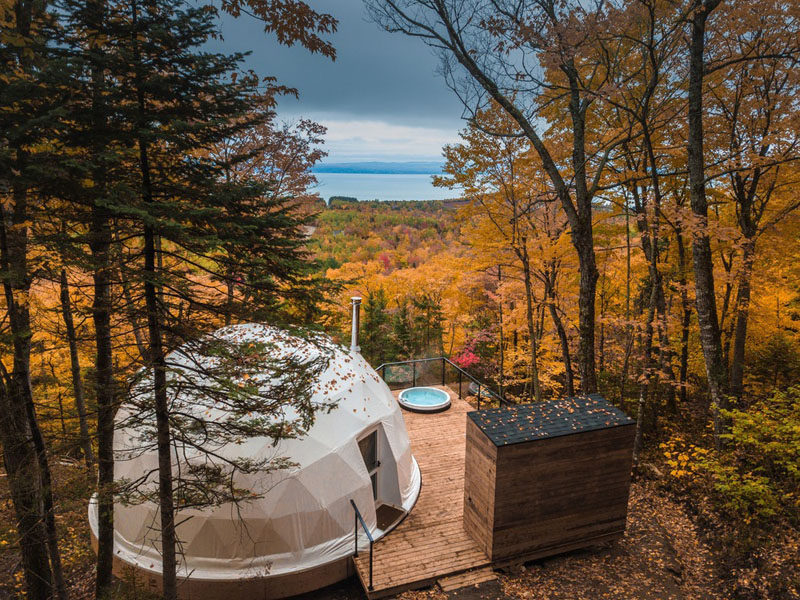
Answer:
xmin=117 ymin=248 xmax=149 ymax=362
xmin=0 ymin=202 xmax=54 ymax=600
xmin=55 ymin=388 xmax=67 ymax=438
xmin=619 ymin=196 xmax=633 ymax=402
xmin=550 ymin=302 xmax=575 ymax=397
xmin=91 ymin=207 xmax=116 ymax=599
xmin=497 ymin=266 xmax=504 ymax=399
xmin=720 ymin=252 xmax=737 ymax=369
xmin=87 ymin=1 xmax=117 ymax=592
xmin=225 ymin=278 xmax=234 ymax=326
xmin=675 ymin=229 xmax=692 ymax=406
xmin=598 ymin=295 xmax=606 ymax=373
xmin=60 ymin=267 xmax=95 ymax=468
xmin=729 ymin=240 xmax=755 ymax=399
xmin=3 ymin=175 xmax=67 ymax=600
xmin=633 ymin=300 xmax=657 ymax=467
xmin=25 ymin=386 xmax=69 ymax=600
xmin=687 ymin=0 xmax=728 ymax=446
xmin=544 ymin=269 xmax=574 ymax=396
xmin=132 ymin=4 xmax=178 ymax=593
xmin=0 ymin=3 xmax=67 ymax=595
xmin=519 ymin=248 xmax=542 ymax=402
xmin=143 ymin=223 xmax=178 ymax=600
xmin=633 ymin=233 xmax=660 ymax=464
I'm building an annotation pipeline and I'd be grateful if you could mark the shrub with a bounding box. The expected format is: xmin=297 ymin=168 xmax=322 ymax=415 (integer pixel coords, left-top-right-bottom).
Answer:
xmin=657 ymin=387 xmax=800 ymax=599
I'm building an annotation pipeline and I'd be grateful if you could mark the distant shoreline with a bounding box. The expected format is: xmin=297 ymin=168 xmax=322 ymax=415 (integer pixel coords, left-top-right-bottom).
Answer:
xmin=312 ymin=161 xmax=443 ymax=175
xmin=313 ymin=172 xmax=460 ymax=202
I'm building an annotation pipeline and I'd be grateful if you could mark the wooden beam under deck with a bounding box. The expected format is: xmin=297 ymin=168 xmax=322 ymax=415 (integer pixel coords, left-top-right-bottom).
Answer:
xmin=353 ymin=387 xmax=491 ymax=599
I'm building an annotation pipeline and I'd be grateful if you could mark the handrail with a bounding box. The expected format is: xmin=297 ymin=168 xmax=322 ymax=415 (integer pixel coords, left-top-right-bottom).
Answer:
xmin=349 ymin=499 xmax=374 ymax=591
xmin=376 ymin=356 xmax=510 ymax=409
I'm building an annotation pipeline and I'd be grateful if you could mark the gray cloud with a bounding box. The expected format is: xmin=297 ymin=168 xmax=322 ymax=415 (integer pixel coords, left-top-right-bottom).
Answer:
xmin=211 ymin=0 xmax=464 ymax=131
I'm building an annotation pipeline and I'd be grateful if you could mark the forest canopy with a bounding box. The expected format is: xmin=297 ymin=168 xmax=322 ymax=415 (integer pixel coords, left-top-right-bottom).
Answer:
xmin=2 ymin=0 xmax=800 ymax=599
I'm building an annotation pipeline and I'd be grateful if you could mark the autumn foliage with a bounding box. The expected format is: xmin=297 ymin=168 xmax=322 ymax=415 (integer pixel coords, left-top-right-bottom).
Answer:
xmin=2 ymin=0 xmax=800 ymax=599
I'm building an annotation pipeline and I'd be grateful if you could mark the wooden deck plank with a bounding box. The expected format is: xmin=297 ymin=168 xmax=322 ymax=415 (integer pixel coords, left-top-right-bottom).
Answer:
xmin=353 ymin=388 xmax=491 ymax=599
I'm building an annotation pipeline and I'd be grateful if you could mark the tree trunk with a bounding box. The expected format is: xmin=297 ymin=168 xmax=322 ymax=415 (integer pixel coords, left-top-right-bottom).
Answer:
xmin=143 ymin=224 xmax=178 ymax=600
xmin=133 ymin=5 xmax=178 ymax=592
xmin=519 ymin=248 xmax=542 ymax=402
xmin=0 ymin=204 xmax=53 ymax=600
xmin=575 ymin=226 xmax=599 ymax=393
xmin=0 ymin=3 xmax=67 ymax=595
xmin=118 ymin=256 xmax=149 ymax=362
xmin=91 ymin=207 xmax=116 ymax=599
xmin=0 ymin=383 xmax=53 ymax=600
xmin=2 ymin=170 xmax=68 ymax=600
xmin=598 ymin=295 xmax=606 ymax=374
xmin=633 ymin=237 xmax=660 ymax=464
xmin=687 ymin=0 xmax=728 ymax=446
xmin=225 ymin=278 xmax=234 ymax=326
xmin=729 ymin=240 xmax=755 ymax=400
xmin=619 ymin=197 xmax=633 ymax=402
xmin=25 ymin=386 xmax=69 ymax=600
xmin=435 ymin=34 xmax=599 ymax=393
xmin=87 ymin=1 xmax=117 ymax=591
xmin=544 ymin=268 xmax=574 ymax=396
xmin=675 ymin=229 xmax=692 ymax=406
xmin=497 ymin=267 xmax=505 ymax=399
xmin=60 ymin=267 xmax=95 ymax=469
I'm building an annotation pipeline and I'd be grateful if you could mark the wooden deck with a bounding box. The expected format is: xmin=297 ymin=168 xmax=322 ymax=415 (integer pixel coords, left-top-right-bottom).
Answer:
xmin=353 ymin=387 xmax=491 ymax=598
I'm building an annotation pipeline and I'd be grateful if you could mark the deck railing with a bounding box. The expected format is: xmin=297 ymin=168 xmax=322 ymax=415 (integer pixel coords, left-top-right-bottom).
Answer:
xmin=350 ymin=499 xmax=374 ymax=591
xmin=375 ymin=356 xmax=510 ymax=409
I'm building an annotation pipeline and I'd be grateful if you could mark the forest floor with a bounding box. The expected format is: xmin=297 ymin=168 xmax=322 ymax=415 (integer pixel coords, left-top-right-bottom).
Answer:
xmin=301 ymin=480 xmax=724 ymax=600
xmin=0 ymin=465 xmax=724 ymax=600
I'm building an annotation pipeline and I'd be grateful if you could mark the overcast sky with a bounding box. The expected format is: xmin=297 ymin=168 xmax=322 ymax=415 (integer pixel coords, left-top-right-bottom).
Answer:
xmin=211 ymin=0 xmax=464 ymax=163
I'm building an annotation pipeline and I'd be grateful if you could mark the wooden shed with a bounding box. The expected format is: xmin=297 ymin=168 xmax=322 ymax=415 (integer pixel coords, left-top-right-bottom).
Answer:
xmin=463 ymin=393 xmax=635 ymax=564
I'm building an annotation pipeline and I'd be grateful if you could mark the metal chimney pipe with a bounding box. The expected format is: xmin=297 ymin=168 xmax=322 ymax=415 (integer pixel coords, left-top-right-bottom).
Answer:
xmin=350 ymin=297 xmax=362 ymax=353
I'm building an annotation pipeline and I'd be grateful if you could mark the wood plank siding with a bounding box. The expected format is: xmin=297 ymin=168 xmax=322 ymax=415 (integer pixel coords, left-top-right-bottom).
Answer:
xmin=463 ymin=395 xmax=635 ymax=564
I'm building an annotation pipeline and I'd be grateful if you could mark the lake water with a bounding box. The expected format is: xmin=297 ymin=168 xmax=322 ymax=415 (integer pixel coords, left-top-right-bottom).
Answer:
xmin=312 ymin=173 xmax=460 ymax=202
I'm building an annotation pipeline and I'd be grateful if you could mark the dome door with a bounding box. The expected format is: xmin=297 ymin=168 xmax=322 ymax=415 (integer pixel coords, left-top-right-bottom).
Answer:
xmin=358 ymin=429 xmax=380 ymax=501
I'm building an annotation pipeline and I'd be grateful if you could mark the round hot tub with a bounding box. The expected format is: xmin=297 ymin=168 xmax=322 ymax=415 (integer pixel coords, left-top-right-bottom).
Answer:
xmin=397 ymin=386 xmax=451 ymax=412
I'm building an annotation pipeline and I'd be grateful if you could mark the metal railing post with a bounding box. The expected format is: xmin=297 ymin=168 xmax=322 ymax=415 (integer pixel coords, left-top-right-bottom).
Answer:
xmin=412 ymin=362 xmax=416 ymax=387
xmin=441 ymin=358 xmax=445 ymax=386
xmin=458 ymin=370 xmax=462 ymax=398
xmin=369 ymin=540 xmax=374 ymax=591
xmin=350 ymin=499 xmax=375 ymax=591
xmin=477 ymin=383 xmax=481 ymax=410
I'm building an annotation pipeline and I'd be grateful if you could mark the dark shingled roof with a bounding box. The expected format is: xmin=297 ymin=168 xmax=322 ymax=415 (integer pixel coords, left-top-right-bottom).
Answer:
xmin=467 ymin=393 xmax=634 ymax=446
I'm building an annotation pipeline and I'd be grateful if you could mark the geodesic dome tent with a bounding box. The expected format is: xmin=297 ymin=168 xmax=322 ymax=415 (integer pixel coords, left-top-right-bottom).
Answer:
xmin=88 ymin=323 xmax=421 ymax=594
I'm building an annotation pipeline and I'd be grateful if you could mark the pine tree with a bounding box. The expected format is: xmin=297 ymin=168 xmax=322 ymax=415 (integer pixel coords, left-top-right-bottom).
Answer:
xmin=412 ymin=293 xmax=445 ymax=357
xmin=362 ymin=288 xmax=392 ymax=365
xmin=0 ymin=3 xmax=71 ymax=598
xmin=74 ymin=1 xmax=337 ymax=596
xmin=392 ymin=301 xmax=414 ymax=360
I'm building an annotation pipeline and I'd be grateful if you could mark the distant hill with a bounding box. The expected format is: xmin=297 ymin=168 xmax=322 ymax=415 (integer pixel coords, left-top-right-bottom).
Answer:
xmin=312 ymin=161 xmax=443 ymax=175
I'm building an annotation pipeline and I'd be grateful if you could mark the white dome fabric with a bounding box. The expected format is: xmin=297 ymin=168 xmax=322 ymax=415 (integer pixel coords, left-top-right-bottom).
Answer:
xmin=88 ymin=324 xmax=421 ymax=580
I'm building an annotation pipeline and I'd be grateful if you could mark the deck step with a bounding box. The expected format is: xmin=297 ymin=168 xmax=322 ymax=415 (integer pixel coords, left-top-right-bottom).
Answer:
xmin=437 ymin=567 xmax=498 ymax=592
